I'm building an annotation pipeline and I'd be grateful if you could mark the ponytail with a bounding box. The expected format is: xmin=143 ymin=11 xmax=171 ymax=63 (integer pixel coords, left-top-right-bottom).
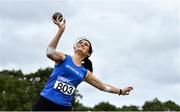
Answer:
xmin=82 ymin=57 xmax=93 ymax=72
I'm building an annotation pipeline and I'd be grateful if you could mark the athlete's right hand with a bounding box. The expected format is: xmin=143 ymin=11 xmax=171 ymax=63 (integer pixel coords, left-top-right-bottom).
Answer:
xmin=52 ymin=15 xmax=66 ymax=32
xmin=121 ymin=86 xmax=133 ymax=95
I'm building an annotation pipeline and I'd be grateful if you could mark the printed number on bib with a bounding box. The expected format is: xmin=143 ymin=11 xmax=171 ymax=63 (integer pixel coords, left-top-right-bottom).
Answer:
xmin=54 ymin=80 xmax=75 ymax=95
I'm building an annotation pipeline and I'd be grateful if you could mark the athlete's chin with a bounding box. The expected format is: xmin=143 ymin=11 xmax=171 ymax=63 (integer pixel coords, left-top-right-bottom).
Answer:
xmin=75 ymin=49 xmax=87 ymax=55
xmin=75 ymin=49 xmax=83 ymax=53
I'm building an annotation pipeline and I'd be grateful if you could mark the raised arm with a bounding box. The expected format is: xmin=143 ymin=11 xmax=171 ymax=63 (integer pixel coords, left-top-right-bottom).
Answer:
xmin=84 ymin=71 xmax=133 ymax=95
xmin=46 ymin=15 xmax=66 ymax=63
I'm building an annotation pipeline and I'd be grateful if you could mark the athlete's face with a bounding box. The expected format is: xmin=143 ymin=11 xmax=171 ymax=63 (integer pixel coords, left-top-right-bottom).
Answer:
xmin=75 ymin=40 xmax=91 ymax=57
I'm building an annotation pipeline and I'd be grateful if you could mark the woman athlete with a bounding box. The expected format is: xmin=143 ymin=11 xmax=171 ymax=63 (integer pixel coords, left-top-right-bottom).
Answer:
xmin=33 ymin=15 xmax=133 ymax=111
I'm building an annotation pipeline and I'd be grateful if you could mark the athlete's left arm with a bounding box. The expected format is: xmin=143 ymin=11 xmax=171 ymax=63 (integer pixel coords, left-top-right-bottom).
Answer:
xmin=84 ymin=71 xmax=133 ymax=95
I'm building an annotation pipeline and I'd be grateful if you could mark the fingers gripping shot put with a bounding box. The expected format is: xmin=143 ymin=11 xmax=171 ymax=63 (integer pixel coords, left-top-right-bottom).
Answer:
xmin=52 ymin=12 xmax=63 ymax=22
xmin=33 ymin=12 xmax=133 ymax=111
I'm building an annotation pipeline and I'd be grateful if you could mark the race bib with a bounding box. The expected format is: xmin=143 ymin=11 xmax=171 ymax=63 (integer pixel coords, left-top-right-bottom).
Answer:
xmin=54 ymin=80 xmax=75 ymax=95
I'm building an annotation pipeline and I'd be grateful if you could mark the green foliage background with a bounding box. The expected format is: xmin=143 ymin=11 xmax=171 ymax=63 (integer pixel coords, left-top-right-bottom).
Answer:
xmin=0 ymin=68 xmax=180 ymax=111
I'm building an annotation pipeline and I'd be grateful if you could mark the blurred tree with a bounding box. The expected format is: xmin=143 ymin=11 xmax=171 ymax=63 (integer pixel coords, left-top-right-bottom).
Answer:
xmin=0 ymin=68 xmax=52 ymax=110
xmin=93 ymin=102 xmax=117 ymax=111
xmin=0 ymin=70 xmax=30 ymax=110
xmin=72 ymin=89 xmax=82 ymax=110
xmin=142 ymin=98 xmax=164 ymax=111
xmin=118 ymin=105 xmax=139 ymax=111
xmin=73 ymin=102 xmax=92 ymax=111
xmin=163 ymin=100 xmax=180 ymax=111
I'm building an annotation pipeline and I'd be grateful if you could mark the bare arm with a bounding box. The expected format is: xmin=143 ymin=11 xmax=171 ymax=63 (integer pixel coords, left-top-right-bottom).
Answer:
xmin=46 ymin=16 xmax=66 ymax=63
xmin=84 ymin=71 xmax=133 ymax=95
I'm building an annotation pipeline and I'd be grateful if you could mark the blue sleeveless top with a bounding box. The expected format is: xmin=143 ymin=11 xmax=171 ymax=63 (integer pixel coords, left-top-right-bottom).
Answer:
xmin=40 ymin=55 xmax=87 ymax=106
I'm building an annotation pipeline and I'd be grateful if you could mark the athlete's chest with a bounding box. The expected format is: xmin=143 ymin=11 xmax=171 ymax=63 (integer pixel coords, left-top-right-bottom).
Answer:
xmin=64 ymin=64 xmax=84 ymax=80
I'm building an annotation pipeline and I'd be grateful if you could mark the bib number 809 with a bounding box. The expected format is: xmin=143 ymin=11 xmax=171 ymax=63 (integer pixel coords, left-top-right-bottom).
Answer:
xmin=54 ymin=81 xmax=75 ymax=95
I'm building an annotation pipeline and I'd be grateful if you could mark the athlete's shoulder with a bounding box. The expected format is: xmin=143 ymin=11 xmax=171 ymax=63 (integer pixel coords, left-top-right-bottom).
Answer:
xmin=55 ymin=54 xmax=70 ymax=66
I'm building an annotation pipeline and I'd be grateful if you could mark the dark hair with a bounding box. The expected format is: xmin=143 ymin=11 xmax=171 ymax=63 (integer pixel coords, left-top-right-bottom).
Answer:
xmin=82 ymin=57 xmax=93 ymax=72
xmin=76 ymin=38 xmax=93 ymax=72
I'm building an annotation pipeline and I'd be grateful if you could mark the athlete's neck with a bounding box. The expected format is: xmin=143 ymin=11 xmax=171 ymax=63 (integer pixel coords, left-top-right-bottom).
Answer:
xmin=72 ymin=54 xmax=84 ymax=66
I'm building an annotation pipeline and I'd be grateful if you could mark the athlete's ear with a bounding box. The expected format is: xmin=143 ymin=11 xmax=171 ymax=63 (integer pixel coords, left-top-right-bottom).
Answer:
xmin=73 ymin=44 xmax=76 ymax=49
